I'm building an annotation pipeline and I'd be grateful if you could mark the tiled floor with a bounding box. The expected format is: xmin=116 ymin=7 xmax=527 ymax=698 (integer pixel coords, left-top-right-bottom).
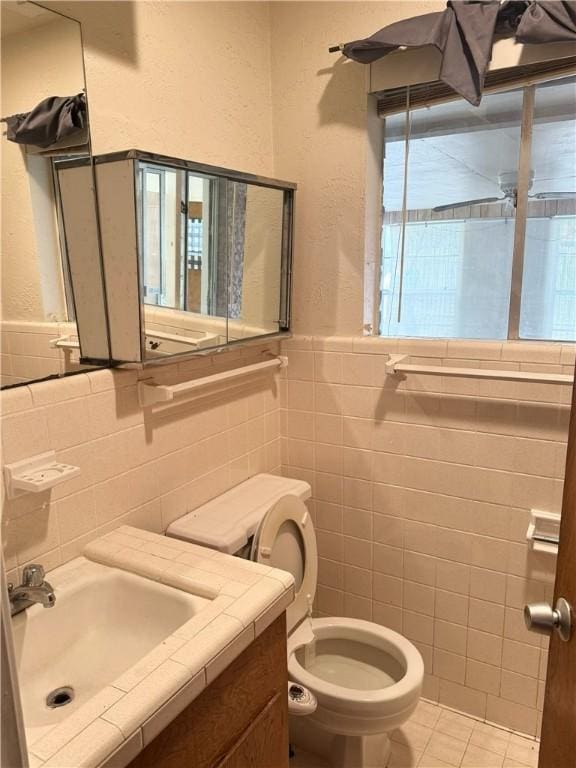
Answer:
xmin=290 ymin=700 xmax=539 ymax=768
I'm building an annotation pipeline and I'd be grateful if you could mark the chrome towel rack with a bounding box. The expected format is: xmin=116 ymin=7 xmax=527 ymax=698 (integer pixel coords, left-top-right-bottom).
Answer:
xmin=385 ymin=354 xmax=574 ymax=385
xmin=138 ymin=355 xmax=287 ymax=407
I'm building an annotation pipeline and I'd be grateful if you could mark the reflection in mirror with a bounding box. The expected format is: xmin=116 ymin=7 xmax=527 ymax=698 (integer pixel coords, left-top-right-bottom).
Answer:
xmin=0 ymin=2 xmax=108 ymax=388
xmin=127 ymin=152 xmax=293 ymax=363
xmin=140 ymin=171 xmax=290 ymax=360
xmin=139 ymin=164 xmax=228 ymax=357
xmin=230 ymin=183 xmax=284 ymax=340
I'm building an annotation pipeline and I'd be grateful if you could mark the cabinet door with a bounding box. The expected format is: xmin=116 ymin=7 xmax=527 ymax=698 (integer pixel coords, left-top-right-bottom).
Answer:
xmin=538 ymin=375 xmax=576 ymax=767
xmin=127 ymin=615 xmax=288 ymax=768
xmin=217 ymin=693 xmax=288 ymax=768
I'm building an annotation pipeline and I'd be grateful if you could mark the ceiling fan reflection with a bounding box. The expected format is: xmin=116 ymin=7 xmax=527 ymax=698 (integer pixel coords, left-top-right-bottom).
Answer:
xmin=433 ymin=171 xmax=575 ymax=213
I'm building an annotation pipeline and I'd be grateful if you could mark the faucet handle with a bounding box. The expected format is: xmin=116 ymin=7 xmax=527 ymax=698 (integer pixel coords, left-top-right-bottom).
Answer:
xmin=22 ymin=564 xmax=45 ymax=587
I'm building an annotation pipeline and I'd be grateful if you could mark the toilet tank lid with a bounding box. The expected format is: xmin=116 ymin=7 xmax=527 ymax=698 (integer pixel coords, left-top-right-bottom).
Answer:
xmin=165 ymin=473 xmax=312 ymax=554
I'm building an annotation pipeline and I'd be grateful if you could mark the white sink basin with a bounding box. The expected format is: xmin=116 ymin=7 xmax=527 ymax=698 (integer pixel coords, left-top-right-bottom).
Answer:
xmin=12 ymin=557 xmax=210 ymax=743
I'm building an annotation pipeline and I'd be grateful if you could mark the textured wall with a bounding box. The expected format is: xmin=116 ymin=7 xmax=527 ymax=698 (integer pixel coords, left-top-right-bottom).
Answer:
xmin=9 ymin=1 xmax=442 ymax=335
xmin=269 ymin=1 xmax=445 ymax=336
xmin=2 ymin=0 xmax=277 ymax=322
xmin=1 ymin=16 xmax=83 ymax=322
xmin=48 ymin=1 xmax=276 ymax=176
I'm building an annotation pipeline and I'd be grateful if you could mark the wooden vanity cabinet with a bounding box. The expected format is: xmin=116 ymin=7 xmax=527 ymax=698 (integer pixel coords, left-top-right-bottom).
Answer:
xmin=127 ymin=614 xmax=289 ymax=768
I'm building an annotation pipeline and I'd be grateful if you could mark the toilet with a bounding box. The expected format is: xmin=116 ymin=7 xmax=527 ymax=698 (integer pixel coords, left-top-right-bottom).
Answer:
xmin=166 ymin=474 xmax=424 ymax=768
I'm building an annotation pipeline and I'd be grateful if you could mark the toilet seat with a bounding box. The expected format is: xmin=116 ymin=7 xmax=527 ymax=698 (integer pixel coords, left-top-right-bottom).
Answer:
xmin=252 ymin=494 xmax=318 ymax=633
xmin=288 ymin=617 xmax=424 ymax=720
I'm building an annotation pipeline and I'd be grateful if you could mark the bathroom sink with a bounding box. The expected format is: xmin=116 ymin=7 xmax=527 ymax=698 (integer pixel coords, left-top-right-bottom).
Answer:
xmin=11 ymin=557 xmax=210 ymax=743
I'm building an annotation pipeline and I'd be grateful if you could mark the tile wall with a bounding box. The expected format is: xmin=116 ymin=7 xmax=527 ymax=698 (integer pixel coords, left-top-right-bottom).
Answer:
xmin=280 ymin=335 xmax=575 ymax=737
xmin=1 ymin=343 xmax=282 ymax=585
xmin=1 ymin=320 xmax=84 ymax=386
xmin=1 ymin=330 xmax=573 ymax=738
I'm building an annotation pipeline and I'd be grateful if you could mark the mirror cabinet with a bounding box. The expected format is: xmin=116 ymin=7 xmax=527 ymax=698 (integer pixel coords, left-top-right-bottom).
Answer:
xmin=58 ymin=150 xmax=295 ymax=366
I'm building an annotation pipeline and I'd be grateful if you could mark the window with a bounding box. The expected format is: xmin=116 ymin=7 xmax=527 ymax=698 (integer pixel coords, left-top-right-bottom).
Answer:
xmin=379 ymin=75 xmax=576 ymax=341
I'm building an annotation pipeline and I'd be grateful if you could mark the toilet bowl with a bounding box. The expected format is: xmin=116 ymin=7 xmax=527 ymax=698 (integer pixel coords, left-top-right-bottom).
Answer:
xmin=288 ymin=617 xmax=423 ymax=766
xmin=166 ymin=473 xmax=424 ymax=768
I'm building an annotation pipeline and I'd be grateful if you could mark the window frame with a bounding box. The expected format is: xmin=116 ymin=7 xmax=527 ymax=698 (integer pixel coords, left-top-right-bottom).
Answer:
xmin=507 ymin=84 xmax=534 ymax=341
xmin=375 ymin=72 xmax=576 ymax=343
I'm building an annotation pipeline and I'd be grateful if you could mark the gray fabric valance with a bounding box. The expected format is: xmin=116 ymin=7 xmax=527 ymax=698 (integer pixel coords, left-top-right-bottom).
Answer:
xmin=338 ymin=1 xmax=576 ymax=106
xmin=3 ymin=93 xmax=87 ymax=149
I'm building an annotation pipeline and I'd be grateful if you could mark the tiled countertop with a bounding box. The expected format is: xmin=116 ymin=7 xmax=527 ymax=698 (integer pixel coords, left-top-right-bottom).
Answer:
xmin=26 ymin=525 xmax=294 ymax=768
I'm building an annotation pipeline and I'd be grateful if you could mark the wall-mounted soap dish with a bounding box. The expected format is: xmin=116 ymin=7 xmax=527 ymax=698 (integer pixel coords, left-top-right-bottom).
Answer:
xmin=4 ymin=451 xmax=80 ymax=498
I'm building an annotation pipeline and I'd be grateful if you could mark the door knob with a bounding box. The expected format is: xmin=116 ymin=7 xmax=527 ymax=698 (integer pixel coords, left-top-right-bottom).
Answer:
xmin=524 ymin=598 xmax=572 ymax=642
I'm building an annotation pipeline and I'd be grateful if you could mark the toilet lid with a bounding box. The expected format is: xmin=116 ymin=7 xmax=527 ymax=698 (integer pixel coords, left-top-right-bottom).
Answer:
xmin=252 ymin=494 xmax=317 ymax=633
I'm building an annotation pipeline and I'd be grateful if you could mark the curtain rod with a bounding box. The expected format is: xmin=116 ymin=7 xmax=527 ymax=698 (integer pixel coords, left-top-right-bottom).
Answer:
xmin=328 ymin=44 xmax=409 ymax=54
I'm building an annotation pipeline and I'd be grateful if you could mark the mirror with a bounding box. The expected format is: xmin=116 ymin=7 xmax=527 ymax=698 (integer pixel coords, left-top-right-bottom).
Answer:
xmin=67 ymin=150 xmax=294 ymax=365
xmin=0 ymin=2 xmax=108 ymax=388
xmin=138 ymin=161 xmax=289 ymax=359
xmin=139 ymin=163 xmax=229 ymax=356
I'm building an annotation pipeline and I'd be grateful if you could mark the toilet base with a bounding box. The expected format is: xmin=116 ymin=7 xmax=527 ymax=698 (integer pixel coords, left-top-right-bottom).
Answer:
xmin=330 ymin=733 xmax=391 ymax=768
xmin=290 ymin=716 xmax=392 ymax=768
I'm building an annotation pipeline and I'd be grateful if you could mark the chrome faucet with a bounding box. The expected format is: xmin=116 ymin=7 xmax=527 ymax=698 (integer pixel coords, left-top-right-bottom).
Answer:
xmin=8 ymin=564 xmax=56 ymax=616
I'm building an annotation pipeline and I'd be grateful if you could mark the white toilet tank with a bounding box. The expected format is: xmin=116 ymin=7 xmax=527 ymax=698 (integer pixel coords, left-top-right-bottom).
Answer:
xmin=165 ymin=473 xmax=311 ymax=556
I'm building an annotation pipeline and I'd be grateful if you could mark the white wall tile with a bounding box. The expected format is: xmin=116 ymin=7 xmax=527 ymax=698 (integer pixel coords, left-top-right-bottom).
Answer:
xmin=1 ymin=334 xmax=564 ymax=737
xmin=466 ymin=659 xmax=501 ymax=696
xmin=486 ymin=695 xmax=538 ymax=736
xmin=289 ymin=337 xmax=564 ymax=732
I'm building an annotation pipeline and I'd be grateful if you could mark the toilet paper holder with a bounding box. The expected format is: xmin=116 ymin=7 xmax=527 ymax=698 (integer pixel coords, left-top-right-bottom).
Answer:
xmin=526 ymin=509 xmax=560 ymax=555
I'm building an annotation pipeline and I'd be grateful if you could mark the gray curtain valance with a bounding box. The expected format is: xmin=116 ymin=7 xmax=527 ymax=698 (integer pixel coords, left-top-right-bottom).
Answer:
xmin=338 ymin=1 xmax=576 ymax=106
xmin=3 ymin=93 xmax=87 ymax=149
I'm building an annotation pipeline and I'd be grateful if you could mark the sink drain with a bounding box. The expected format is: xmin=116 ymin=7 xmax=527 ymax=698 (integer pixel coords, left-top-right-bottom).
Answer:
xmin=46 ymin=686 xmax=74 ymax=709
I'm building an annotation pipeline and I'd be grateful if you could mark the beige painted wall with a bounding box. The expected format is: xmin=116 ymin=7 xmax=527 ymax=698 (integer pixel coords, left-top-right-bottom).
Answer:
xmin=1 ymin=15 xmax=84 ymax=322
xmin=48 ymin=1 xmax=275 ymax=176
xmin=269 ymin=1 xmax=445 ymax=336
xmin=32 ymin=1 xmax=448 ymax=340
xmin=47 ymin=0 xmax=446 ymax=338
xmin=2 ymin=0 xmax=278 ymax=374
